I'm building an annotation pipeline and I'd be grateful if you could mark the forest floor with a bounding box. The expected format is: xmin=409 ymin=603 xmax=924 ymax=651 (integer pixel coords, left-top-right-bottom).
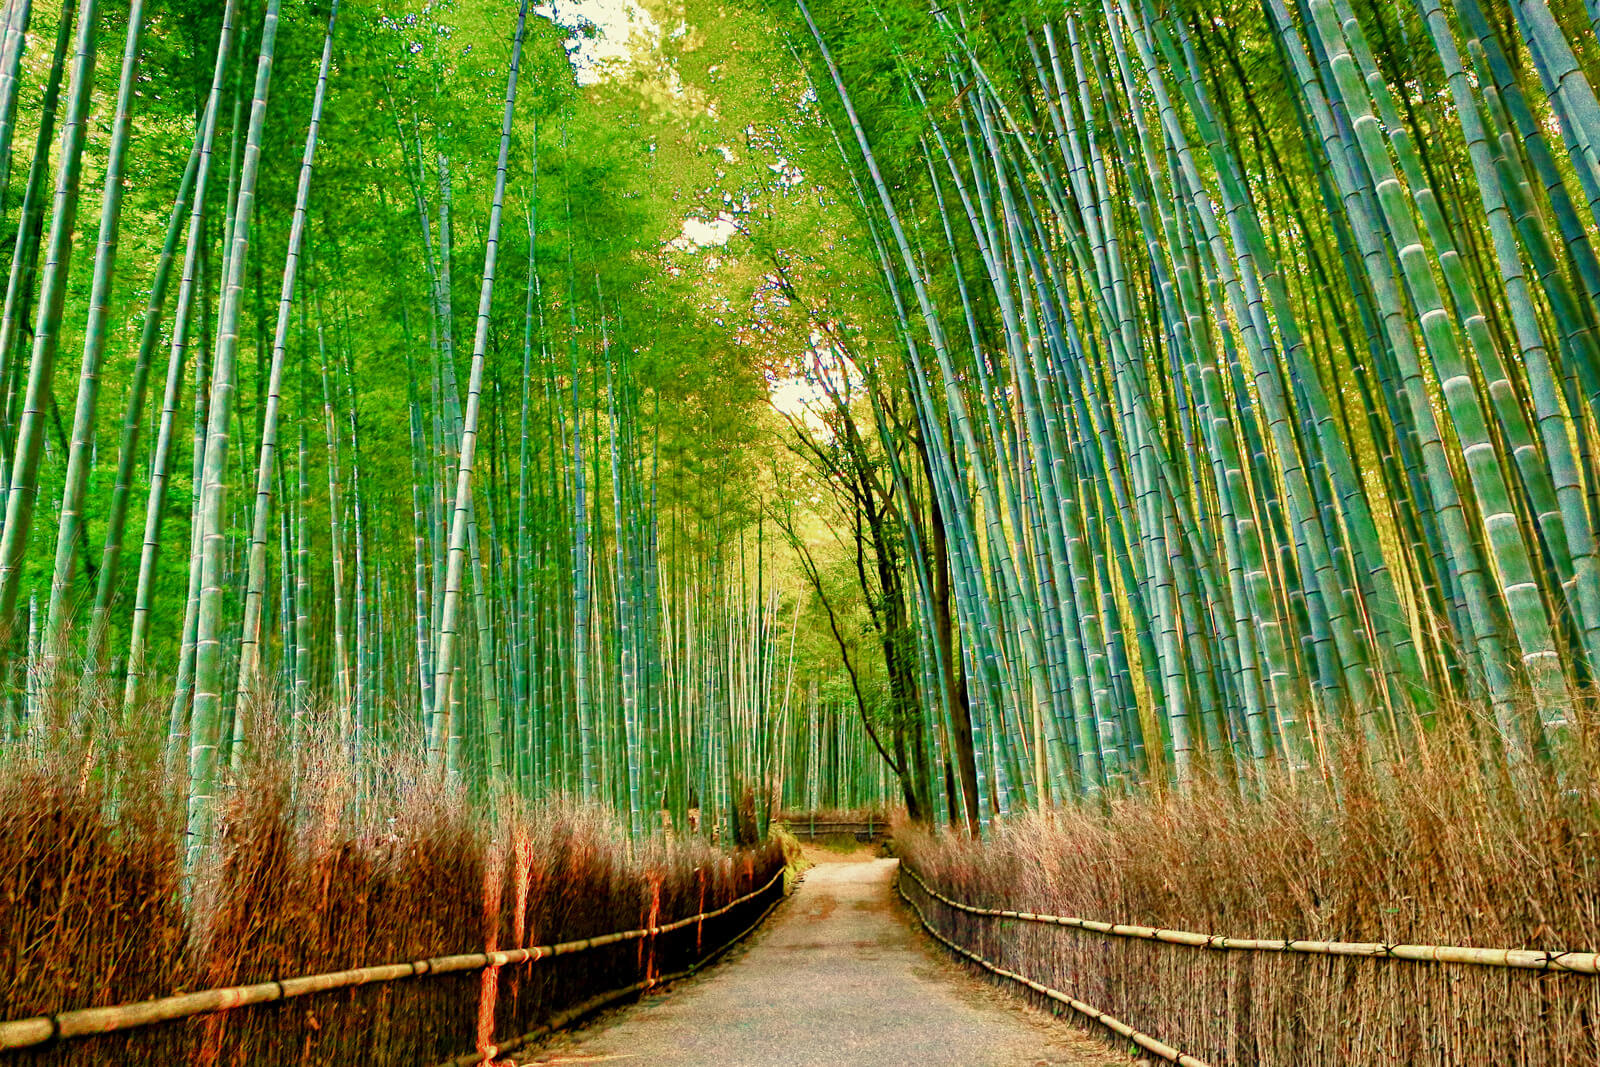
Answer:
xmin=519 ymin=845 xmax=1133 ymax=1066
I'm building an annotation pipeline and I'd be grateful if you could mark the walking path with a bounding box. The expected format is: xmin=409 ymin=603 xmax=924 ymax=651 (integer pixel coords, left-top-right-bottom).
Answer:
xmin=523 ymin=852 xmax=1127 ymax=1066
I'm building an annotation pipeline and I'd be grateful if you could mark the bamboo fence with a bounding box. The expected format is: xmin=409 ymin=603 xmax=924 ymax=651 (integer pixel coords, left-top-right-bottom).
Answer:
xmin=434 ymin=887 xmax=787 ymax=1066
xmin=0 ymin=865 xmax=786 ymax=1054
xmin=895 ymin=871 xmax=1209 ymax=1066
xmin=899 ymin=863 xmax=1600 ymax=974
xmin=778 ymin=811 xmax=889 ymax=841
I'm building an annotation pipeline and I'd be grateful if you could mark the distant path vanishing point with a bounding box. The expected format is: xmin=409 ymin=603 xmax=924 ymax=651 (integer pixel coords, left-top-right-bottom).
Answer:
xmin=524 ymin=855 xmax=1129 ymax=1066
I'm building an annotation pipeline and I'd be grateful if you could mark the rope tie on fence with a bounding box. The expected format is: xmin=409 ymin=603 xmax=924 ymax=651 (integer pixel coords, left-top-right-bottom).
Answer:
xmin=0 ymin=865 xmax=786 ymax=1052
xmin=899 ymin=863 xmax=1600 ymax=975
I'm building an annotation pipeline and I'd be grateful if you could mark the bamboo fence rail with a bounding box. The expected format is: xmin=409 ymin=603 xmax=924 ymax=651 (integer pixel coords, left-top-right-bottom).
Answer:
xmin=436 ymin=887 xmax=787 ymax=1066
xmin=895 ymin=871 xmax=1209 ymax=1066
xmin=900 ymin=863 xmax=1600 ymax=975
xmin=0 ymin=865 xmax=786 ymax=1052
xmin=779 ymin=813 xmax=889 ymax=841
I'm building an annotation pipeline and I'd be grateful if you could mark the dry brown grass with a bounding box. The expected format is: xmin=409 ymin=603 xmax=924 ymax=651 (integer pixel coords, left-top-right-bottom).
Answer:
xmin=0 ymin=718 xmax=783 ymax=1065
xmin=899 ymin=701 xmax=1600 ymax=1065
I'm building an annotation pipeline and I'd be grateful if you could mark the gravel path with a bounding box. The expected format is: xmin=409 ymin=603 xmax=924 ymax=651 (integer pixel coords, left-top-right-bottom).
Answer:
xmin=522 ymin=854 xmax=1128 ymax=1066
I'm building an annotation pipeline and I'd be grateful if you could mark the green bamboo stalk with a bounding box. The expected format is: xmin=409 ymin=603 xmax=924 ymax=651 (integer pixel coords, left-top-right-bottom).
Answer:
xmin=45 ymin=0 xmax=150 ymax=658
xmin=232 ymin=0 xmax=338 ymax=760
xmin=187 ymin=0 xmax=285 ymax=866
xmin=428 ymin=0 xmax=529 ymax=779
xmin=0 ymin=0 xmax=101 ymax=631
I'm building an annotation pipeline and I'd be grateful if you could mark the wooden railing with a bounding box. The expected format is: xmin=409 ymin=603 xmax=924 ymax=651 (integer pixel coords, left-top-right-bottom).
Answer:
xmin=0 ymin=865 xmax=787 ymax=1059
xmin=777 ymin=813 xmax=891 ymax=842
xmin=898 ymin=859 xmax=1600 ymax=1067
xmin=896 ymin=869 xmax=1208 ymax=1066
xmin=900 ymin=862 xmax=1600 ymax=974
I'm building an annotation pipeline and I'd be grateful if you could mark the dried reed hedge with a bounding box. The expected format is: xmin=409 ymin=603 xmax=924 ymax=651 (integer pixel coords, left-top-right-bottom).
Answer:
xmin=0 ymin=735 xmax=784 ymax=1065
xmin=899 ymin=706 xmax=1600 ymax=1065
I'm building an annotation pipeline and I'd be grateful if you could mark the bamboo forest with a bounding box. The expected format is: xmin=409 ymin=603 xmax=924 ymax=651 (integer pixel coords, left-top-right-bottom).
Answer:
xmin=2 ymin=0 xmax=1600 ymax=1062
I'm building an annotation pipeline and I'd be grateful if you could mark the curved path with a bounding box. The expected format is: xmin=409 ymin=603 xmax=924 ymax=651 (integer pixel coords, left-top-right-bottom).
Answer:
xmin=523 ymin=854 xmax=1126 ymax=1066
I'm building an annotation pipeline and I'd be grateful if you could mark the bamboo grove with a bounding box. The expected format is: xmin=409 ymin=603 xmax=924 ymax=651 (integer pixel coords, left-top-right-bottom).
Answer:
xmin=8 ymin=0 xmax=1596 ymax=855
xmin=0 ymin=0 xmax=898 ymax=860
xmin=767 ymin=0 xmax=1600 ymax=826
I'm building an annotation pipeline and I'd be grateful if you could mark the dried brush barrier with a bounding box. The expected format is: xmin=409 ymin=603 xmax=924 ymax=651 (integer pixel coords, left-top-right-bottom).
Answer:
xmin=0 ymin=729 xmax=785 ymax=1065
xmin=898 ymin=703 xmax=1600 ymax=1066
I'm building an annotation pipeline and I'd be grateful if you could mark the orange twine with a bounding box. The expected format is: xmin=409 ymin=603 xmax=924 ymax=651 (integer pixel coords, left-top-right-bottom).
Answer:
xmin=695 ymin=867 xmax=706 ymax=956
xmin=475 ymin=839 xmax=507 ymax=1060
xmin=645 ymin=874 xmax=663 ymax=987
xmin=507 ymin=829 xmax=533 ymax=1013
